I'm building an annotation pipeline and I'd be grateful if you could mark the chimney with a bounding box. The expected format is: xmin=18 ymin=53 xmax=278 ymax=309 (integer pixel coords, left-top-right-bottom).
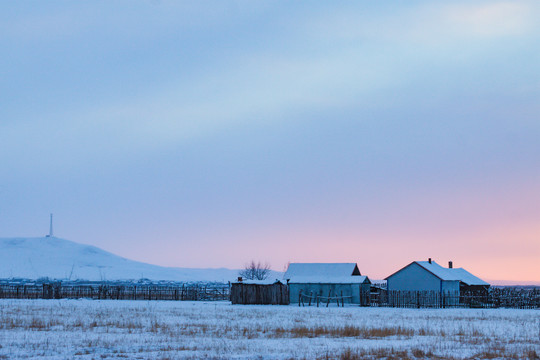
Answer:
xmin=237 ymin=277 xmax=243 ymax=282
xmin=448 ymin=261 xmax=453 ymax=269
xmin=428 ymin=258 xmax=432 ymax=264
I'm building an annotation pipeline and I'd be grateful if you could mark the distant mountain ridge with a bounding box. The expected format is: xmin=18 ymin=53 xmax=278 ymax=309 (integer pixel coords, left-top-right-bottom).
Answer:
xmin=0 ymin=237 xmax=282 ymax=282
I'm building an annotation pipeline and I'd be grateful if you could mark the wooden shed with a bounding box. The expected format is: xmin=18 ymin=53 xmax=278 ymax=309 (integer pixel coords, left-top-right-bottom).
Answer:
xmin=230 ymin=279 xmax=289 ymax=305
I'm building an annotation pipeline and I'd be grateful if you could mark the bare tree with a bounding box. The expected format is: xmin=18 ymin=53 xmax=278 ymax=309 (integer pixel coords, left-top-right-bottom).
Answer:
xmin=239 ymin=260 xmax=271 ymax=280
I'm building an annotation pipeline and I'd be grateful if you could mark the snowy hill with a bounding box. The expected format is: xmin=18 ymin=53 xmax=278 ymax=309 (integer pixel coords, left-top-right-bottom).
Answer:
xmin=0 ymin=237 xmax=281 ymax=282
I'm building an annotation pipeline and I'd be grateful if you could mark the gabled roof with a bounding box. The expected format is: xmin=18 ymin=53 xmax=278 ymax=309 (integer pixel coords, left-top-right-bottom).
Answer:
xmin=416 ymin=261 xmax=489 ymax=286
xmin=287 ymin=275 xmax=370 ymax=284
xmin=386 ymin=261 xmax=489 ymax=286
xmin=284 ymin=263 xmax=361 ymax=281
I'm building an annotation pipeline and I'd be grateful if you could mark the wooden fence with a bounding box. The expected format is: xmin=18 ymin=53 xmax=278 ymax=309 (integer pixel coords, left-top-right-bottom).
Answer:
xmin=298 ymin=290 xmax=350 ymax=307
xmin=297 ymin=287 xmax=539 ymax=309
xmin=371 ymin=289 xmax=539 ymax=309
xmin=0 ymin=282 xmax=537 ymax=309
xmin=0 ymin=283 xmax=230 ymax=301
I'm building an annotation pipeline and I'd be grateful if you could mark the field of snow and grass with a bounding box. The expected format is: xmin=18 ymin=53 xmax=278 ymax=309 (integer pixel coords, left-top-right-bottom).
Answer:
xmin=0 ymin=300 xmax=538 ymax=360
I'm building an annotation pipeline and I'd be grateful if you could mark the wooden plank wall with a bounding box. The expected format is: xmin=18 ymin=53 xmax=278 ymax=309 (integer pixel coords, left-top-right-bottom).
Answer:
xmin=230 ymin=283 xmax=289 ymax=305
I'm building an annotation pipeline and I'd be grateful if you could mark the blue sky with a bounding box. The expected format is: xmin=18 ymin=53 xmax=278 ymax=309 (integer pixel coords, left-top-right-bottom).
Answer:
xmin=1 ymin=1 xmax=539 ymax=281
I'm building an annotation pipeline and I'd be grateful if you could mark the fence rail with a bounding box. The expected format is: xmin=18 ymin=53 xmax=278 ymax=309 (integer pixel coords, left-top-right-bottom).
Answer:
xmin=0 ymin=283 xmax=230 ymax=301
xmin=299 ymin=290 xmax=353 ymax=307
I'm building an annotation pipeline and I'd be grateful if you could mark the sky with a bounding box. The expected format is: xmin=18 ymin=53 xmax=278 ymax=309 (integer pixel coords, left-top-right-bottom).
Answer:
xmin=1 ymin=1 xmax=539 ymax=283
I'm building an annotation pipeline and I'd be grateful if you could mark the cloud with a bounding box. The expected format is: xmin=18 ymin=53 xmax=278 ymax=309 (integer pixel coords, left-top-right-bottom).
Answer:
xmin=0 ymin=4 xmax=95 ymax=42
xmin=0 ymin=38 xmax=401 ymax=171
xmin=443 ymin=2 xmax=535 ymax=37
xmin=0 ymin=1 xmax=272 ymax=44
xmin=298 ymin=1 xmax=538 ymax=46
xmin=1 ymin=1 xmax=538 ymax=175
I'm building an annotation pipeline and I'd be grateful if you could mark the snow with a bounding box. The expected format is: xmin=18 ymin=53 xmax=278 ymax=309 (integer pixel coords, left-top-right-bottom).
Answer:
xmin=0 ymin=237 xmax=282 ymax=282
xmin=0 ymin=299 xmax=537 ymax=359
xmin=284 ymin=263 xmax=368 ymax=284
xmin=450 ymin=268 xmax=490 ymax=286
xmin=287 ymin=275 xmax=369 ymax=284
xmin=235 ymin=279 xmax=284 ymax=285
xmin=416 ymin=261 xmax=489 ymax=286
xmin=283 ymin=263 xmax=362 ymax=283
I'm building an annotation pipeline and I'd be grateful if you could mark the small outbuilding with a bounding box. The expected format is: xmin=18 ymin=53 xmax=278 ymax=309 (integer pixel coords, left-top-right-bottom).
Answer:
xmin=284 ymin=263 xmax=371 ymax=305
xmin=385 ymin=259 xmax=490 ymax=295
xmin=230 ymin=278 xmax=289 ymax=305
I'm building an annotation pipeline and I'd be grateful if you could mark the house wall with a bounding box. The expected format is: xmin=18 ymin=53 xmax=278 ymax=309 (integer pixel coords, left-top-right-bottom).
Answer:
xmin=441 ymin=280 xmax=460 ymax=306
xmin=387 ymin=262 xmax=441 ymax=292
xmin=441 ymin=280 xmax=460 ymax=293
xmin=289 ymin=283 xmax=368 ymax=304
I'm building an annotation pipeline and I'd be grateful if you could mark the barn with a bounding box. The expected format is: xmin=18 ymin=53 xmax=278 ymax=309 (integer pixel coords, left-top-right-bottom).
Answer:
xmin=385 ymin=259 xmax=490 ymax=295
xmin=284 ymin=263 xmax=371 ymax=305
xmin=230 ymin=279 xmax=289 ymax=305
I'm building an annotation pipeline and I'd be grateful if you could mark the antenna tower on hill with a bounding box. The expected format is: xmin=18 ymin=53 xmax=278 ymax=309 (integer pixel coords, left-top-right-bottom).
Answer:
xmin=46 ymin=213 xmax=53 ymax=237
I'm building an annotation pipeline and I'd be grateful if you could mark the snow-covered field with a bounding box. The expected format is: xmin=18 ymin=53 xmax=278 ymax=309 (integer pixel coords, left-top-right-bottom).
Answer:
xmin=0 ymin=300 xmax=538 ymax=359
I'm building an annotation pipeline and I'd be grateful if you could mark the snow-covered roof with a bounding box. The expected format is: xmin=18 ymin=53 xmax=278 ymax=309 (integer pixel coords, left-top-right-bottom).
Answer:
xmin=388 ymin=261 xmax=489 ymax=286
xmin=283 ymin=263 xmax=369 ymax=284
xmin=447 ymin=268 xmax=490 ymax=286
xmin=284 ymin=263 xmax=361 ymax=280
xmin=233 ymin=279 xmax=284 ymax=285
xmin=287 ymin=275 xmax=370 ymax=284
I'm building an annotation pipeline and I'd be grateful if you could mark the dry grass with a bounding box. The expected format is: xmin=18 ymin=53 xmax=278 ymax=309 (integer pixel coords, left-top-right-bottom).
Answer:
xmin=323 ymin=347 xmax=540 ymax=360
xmin=314 ymin=347 xmax=436 ymax=360
xmin=272 ymin=325 xmax=416 ymax=338
xmin=1 ymin=316 xmax=62 ymax=331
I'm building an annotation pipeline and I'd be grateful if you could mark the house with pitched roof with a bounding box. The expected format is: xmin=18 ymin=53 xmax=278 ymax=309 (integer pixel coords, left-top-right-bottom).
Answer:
xmin=385 ymin=259 xmax=489 ymax=295
xmin=284 ymin=263 xmax=371 ymax=304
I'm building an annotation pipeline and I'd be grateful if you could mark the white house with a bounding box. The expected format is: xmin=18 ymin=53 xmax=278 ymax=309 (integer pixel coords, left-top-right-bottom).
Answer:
xmin=385 ymin=259 xmax=489 ymax=295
